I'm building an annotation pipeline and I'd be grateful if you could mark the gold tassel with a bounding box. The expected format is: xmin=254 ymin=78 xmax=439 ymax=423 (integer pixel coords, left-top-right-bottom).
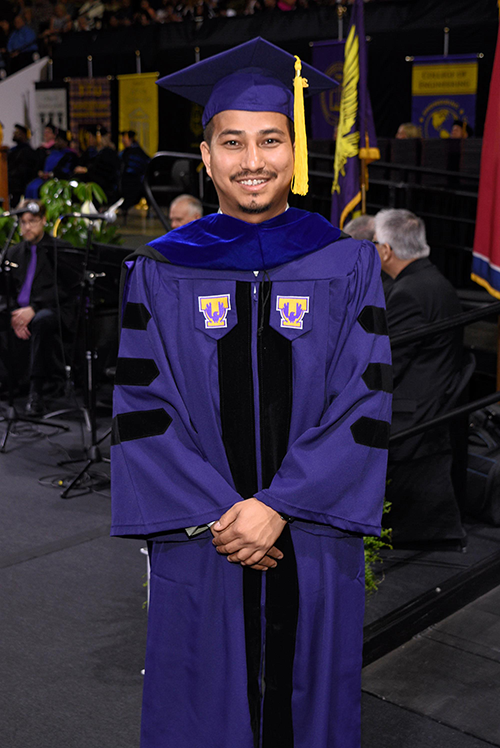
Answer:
xmin=291 ymin=55 xmax=309 ymax=196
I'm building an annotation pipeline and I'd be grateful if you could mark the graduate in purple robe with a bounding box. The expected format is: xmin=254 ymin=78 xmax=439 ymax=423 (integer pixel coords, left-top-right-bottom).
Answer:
xmin=111 ymin=38 xmax=392 ymax=748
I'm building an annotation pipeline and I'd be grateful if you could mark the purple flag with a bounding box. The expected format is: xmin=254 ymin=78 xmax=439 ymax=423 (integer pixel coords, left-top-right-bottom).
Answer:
xmin=330 ymin=0 xmax=379 ymax=228
xmin=311 ymin=40 xmax=345 ymax=140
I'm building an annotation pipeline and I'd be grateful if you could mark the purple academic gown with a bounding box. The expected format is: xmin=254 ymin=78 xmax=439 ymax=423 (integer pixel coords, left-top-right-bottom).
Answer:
xmin=111 ymin=208 xmax=392 ymax=748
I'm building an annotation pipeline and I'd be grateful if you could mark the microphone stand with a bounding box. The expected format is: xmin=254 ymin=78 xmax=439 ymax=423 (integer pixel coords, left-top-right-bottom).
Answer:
xmin=52 ymin=214 xmax=111 ymax=498
xmin=0 ymin=219 xmax=69 ymax=453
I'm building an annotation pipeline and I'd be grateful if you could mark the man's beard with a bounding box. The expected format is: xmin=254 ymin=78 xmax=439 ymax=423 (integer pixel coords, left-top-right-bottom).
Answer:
xmin=238 ymin=200 xmax=273 ymax=215
xmin=232 ymin=170 xmax=277 ymax=215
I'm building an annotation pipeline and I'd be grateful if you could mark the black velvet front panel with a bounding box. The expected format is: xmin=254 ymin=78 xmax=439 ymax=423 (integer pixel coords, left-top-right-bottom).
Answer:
xmin=217 ymin=282 xmax=257 ymax=500
xmin=258 ymin=281 xmax=298 ymax=748
xmin=262 ymin=524 xmax=299 ymax=748
xmin=258 ymin=280 xmax=293 ymax=488
xmin=217 ymin=280 xmax=299 ymax=747
xmin=217 ymin=282 xmax=261 ymax=746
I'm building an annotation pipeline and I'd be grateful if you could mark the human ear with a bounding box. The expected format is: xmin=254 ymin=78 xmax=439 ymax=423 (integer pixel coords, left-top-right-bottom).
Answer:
xmin=200 ymin=141 xmax=212 ymax=178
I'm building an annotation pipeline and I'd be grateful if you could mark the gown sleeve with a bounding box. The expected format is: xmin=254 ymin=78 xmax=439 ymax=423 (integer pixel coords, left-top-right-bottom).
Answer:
xmin=256 ymin=243 xmax=393 ymax=536
xmin=110 ymin=257 xmax=242 ymax=538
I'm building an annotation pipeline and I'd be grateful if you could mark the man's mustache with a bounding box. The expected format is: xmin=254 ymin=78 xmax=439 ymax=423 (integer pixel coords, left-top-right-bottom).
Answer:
xmin=230 ymin=170 xmax=277 ymax=182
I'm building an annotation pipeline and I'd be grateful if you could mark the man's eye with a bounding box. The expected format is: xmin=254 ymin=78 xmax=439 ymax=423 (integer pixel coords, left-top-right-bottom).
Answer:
xmin=263 ymin=138 xmax=279 ymax=145
xmin=224 ymin=140 xmax=239 ymax=146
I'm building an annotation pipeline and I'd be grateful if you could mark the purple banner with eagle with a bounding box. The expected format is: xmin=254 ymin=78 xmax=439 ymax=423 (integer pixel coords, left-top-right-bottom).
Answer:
xmin=330 ymin=0 xmax=379 ymax=229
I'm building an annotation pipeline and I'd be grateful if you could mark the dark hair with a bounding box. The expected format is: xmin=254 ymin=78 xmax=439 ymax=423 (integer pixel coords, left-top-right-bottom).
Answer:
xmin=453 ymin=120 xmax=473 ymax=137
xmin=19 ymin=200 xmax=46 ymax=219
xmin=203 ymin=114 xmax=295 ymax=145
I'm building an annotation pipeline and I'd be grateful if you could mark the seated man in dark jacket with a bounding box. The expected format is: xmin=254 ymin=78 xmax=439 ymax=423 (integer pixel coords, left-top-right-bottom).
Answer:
xmin=119 ymin=130 xmax=150 ymax=211
xmin=0 ymin=200 xmax=76 ymax=414
xmin=7 ymin=124 xmax=37 ymax=207
xmin=73 ymin=126 xmax=120 ymax=204
xmin=373 ymin=208 xmax=465 ymax=545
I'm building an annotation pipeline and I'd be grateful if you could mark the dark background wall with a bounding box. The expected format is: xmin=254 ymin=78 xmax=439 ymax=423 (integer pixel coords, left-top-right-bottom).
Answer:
xmin=52 ymin=0 xmax=499 ymax=150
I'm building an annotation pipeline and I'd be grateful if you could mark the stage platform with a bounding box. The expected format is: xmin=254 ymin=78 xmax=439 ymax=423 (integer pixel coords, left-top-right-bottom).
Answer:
xmin=1 ymin=388 xmax=499 ymax=747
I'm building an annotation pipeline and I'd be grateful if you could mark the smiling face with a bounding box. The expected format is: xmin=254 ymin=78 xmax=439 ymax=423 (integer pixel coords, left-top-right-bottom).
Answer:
xmin=200 ymin=110 xmax=294 ymax=224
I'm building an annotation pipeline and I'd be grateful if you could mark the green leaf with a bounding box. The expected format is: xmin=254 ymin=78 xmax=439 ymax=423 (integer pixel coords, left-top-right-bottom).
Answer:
xmin=74 ymin=183 xmax=88 ymax=203
xmin=364 ymin=498 xmax=392 ymax=594
xmin=91 ymin=182 xmax=106 ymax=204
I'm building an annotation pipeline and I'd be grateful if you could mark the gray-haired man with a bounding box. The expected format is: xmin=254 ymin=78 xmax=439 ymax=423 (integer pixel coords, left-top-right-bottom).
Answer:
xmin=373 ymin=208 xmax=465 ymax=545
xmin=168 ymin=194 xmax=203 ymax=230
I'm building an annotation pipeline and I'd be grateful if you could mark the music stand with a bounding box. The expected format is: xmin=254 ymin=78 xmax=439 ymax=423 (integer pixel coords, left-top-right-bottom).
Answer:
xmin=51 ymin=215 xmax=112 ymax=498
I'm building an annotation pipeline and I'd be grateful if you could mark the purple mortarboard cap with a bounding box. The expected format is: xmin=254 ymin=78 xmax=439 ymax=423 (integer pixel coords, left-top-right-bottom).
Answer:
xmin=157 ymin=37 xmax=338 ymax=128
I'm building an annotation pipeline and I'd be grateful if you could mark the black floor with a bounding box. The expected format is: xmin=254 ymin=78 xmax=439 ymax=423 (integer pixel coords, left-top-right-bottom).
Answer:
xmin=363 ymin=586 xmax=500 ymax=747
xmin=1 ymin=391 xmax=499 ymax=748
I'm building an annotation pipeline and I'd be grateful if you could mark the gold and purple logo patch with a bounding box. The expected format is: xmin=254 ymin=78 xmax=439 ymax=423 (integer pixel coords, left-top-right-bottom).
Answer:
xmin=276 ymin=296 xmax=310 ymax=329
xmin=198 ymin=294 xmax=231 ymax=328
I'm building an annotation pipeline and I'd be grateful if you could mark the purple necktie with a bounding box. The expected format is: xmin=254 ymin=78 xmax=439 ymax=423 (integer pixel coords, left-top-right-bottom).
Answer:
xmin=17 ymin=244 xmax=37 ymax=308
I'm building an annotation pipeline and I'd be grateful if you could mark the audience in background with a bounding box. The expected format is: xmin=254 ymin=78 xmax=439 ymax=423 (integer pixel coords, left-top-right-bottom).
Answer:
xmin=40 ymin=3 xmax=72 ymax=43
xmin=109 ymin=0 xmax=134 ymax=25
xmin=119 ymin=129 xmax=150 ymax=210
xmin=395 ymin=122 xmax=421 ymax=139
xmin=155 ymin=0 xmax=182 ymax=23
xmin=39 ymin=122 xmax=57 ymax=151
xmin=75 ymin=0 xmax=105 ymax=30
xmin=35 ymin=121 xmax=57 ymax=171
xmin=134 ymin=0 xmax=156 ymax=24
xmin=6 ymin=14 xmax=37 ymax=72
xmin=73 ymin=126 xmax=120 ymax=203
xmin=26 ymin=128 xmax=77 ymax=198
xmin=0 ymin=0 xmax=470 ymax=79
xmin=7 ymin=123 xmax=37 ymax=207
xmin=0 ymin=18 xmax=8 ymax=73
xmin=24 ymin=0 xmax=53 ymax=34
xmin=451 ymin=120 xmax=473 ymax=139
xmin=168 ymin=193 xmax=203 ymax=229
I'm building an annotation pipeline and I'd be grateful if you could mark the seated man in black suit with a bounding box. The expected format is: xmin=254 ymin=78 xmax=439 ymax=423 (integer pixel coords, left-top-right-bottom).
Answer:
xmin=0 ymin=200 xmax=75 ymax=415
xmin=373 ymin=208 xmax=465 ymax=545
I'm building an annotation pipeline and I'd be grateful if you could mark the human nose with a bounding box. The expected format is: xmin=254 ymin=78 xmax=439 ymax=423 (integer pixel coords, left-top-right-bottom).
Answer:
xmin=240 ymin=141 xmax=265 ymax=172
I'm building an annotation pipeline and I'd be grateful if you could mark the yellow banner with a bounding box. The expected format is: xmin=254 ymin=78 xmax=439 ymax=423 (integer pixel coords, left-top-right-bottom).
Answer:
xmin=412 ymin=62 xmax=478 ymax=96
xmin=117 ymin=72 xmax=159 ymax=156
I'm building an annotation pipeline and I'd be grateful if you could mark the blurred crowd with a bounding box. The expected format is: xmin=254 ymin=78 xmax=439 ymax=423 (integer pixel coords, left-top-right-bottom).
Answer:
xmin=0 ymin=0 xmax=379 ymax=76
xmin=7 ymin=121 xmax=150 ymax=210
xmin=395 ymin=121 xmax=474 ymax=140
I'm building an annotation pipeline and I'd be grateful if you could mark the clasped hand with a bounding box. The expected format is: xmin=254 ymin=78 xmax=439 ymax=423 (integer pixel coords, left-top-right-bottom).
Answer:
xmin=11 ymin=306 xmax=35 ymax=340
xmin=211 ymin=498 xmax=286 ymax=571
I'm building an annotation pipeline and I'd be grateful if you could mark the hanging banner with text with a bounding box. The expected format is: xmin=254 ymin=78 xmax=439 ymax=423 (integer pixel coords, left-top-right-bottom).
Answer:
xmin=117 ymin=72 xmax=159 ymax=157
xmin=69 ymin=77 xmax=112 ymax=146
xmin=411 ymin=54 xmax=478 ymax=138
xmin=311 ymin=40 xmax=345 ymax=140
xmin=35 ymin=83 xmax=68 ymax=143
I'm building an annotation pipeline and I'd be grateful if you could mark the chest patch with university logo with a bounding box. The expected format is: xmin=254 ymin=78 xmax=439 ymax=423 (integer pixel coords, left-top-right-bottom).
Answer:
xmin=198 ymin=294 xmax=231 ymax=328
xmin=276 ymin=295 xmax=310 ymax=329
